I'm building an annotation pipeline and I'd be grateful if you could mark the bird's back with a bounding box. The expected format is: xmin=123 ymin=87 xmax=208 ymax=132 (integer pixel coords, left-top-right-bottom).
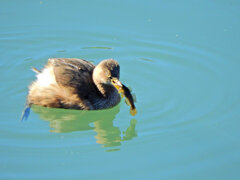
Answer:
xmin=28 ymin=58 xmax=98 ymax=110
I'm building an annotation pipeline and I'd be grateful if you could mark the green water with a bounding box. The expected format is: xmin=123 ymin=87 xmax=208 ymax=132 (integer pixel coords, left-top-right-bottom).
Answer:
xmin=1 ymin=0 xmax=240 ymax=179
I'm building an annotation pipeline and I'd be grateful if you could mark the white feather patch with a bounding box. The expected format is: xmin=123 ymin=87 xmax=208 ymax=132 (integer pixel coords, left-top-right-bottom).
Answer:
xmin=36 ymin=66 xmax=56 ymax=87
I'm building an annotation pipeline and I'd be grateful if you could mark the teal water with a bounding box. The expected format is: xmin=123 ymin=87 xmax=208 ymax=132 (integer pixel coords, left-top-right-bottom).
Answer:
xmin=1 ymin=0 xmax=240 ymax=179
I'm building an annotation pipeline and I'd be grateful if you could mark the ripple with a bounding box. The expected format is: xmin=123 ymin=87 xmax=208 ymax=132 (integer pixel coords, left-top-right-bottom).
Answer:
xmin=81 ymin=46 xmax=112 ymax=50
xmin=56 ymin=49 xmax=66 ymax=52
xmin=2 ymin=28 xmax=239 ymax=152
xmin=125 ymin=38 xmax=236 ymax=136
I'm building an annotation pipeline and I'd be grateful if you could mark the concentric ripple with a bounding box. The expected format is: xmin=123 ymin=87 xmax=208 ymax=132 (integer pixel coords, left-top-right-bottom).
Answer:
xmin=122 ymin=37 xmax=238 ymax=136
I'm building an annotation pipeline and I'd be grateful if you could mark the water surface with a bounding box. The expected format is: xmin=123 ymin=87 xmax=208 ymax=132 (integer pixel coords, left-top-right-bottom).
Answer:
xmin=1 ymin=0 xmax=240 ymax=179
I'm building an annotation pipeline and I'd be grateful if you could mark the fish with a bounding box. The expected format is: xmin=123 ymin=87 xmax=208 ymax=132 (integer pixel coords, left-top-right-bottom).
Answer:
xmin=115 ymin=84 xmax=137 ymax=116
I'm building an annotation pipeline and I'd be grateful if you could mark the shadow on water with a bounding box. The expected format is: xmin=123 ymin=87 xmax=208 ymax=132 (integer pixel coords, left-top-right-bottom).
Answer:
xmin=32 ymin=105 xmax=137 ymax=151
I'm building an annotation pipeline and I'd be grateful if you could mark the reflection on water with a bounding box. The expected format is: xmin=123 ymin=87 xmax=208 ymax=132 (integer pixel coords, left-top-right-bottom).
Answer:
xmin=32 ymin=105 xmax=137 ymax=151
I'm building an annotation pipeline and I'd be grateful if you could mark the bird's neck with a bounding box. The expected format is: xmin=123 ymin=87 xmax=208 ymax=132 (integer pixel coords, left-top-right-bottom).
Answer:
xmin=94 ymin=82 xmax=120 ymax=109
xmin=95 ymin=82 xmax=114 ymax=98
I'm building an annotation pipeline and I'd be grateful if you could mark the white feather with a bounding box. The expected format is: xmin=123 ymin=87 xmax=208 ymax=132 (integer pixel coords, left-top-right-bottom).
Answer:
xmin=36 ymin=66 xmax=56 ymax=87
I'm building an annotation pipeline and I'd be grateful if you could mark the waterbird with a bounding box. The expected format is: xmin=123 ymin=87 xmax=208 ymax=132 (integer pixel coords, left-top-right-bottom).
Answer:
xmin=22 ymin=58 xmax=136 ymax=120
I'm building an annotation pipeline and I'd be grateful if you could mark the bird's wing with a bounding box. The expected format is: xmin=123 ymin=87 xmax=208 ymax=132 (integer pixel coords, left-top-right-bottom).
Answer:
xmin=47 ymin=58 xmax=97 ymax=97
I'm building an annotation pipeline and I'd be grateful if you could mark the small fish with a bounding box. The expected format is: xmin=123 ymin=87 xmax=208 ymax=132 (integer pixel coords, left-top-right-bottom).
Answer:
xmin=122 ymin=85 xmax=137 ymax=116
xmin=115 ymin=84 xmax=137 ymax=116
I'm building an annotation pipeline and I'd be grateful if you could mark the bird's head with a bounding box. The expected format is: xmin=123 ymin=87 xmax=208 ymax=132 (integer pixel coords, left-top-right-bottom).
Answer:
xmin=93 ymin=59 xmax=122 ymax=91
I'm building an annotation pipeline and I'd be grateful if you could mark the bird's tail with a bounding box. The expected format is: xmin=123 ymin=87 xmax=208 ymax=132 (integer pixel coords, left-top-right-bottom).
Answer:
xmin=21 ymin=67 xmax=39 ymax=121
xmin=31 ymin=67 xmax=41 ymax=74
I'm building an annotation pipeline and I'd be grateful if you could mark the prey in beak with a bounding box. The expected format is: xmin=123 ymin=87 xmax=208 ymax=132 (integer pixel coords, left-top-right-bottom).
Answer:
xmin=111 ymin=77 xmax=137 ymax=116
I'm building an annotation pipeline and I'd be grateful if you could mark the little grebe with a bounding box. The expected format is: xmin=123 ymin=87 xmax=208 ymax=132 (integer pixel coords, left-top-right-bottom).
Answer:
xmin=26 ymin=58 xmax=136 ymax=111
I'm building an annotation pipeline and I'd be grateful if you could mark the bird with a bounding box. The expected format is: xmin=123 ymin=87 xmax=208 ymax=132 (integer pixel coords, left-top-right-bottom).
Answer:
xmin=26 ymin=58 xmax=132 ymax=110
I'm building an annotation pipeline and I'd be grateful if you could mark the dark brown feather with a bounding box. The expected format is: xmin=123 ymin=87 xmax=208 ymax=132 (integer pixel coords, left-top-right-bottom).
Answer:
xmin=48 ymin=58 xmax=97 ymax=97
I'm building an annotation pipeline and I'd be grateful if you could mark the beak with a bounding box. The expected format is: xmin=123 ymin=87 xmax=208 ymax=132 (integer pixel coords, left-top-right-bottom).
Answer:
xmin=111 ymin=77 xmax=123 ymax=93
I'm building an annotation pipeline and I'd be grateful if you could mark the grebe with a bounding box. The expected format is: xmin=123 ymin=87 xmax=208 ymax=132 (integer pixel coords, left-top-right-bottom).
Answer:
xmin=25 ymin=58 xmax=136 ymax=111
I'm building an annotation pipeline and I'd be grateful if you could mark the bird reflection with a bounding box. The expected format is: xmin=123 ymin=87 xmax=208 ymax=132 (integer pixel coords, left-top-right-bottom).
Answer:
xmin=32 ymin=105 xmax=137 ymax=150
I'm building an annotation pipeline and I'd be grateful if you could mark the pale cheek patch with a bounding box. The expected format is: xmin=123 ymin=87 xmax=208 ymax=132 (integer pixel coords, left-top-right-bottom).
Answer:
xmin=36 ymin=66 xmax=57 ymax=87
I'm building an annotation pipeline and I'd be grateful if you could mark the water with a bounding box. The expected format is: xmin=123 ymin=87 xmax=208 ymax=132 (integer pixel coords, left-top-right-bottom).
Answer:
xmin=1 ymin=0 xmax=240 ymax=179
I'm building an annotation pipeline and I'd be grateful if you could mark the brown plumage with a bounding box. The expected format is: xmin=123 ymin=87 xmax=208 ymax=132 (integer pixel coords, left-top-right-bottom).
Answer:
xmin=27 ymin=58 xmax=125 ymax=110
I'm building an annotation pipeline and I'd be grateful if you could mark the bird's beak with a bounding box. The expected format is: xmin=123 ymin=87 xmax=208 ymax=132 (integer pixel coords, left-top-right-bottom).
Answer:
xmin=111 ymin=77 xmax=123 ymax=93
